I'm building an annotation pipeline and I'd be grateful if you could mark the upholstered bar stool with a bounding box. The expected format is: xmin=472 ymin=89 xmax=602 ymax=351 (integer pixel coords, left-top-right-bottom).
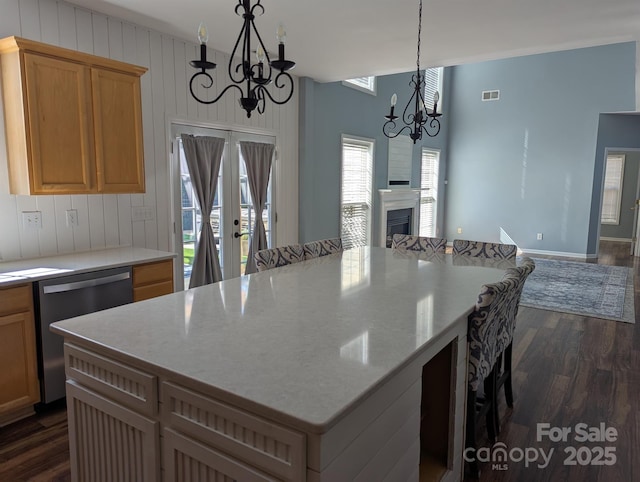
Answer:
xmin=466 ymin=275 xmax=519 ymax=478
xmin=303 ymin=237 xmax=343 ymax=259
xmin=254 ymin=244 xmax=305 ymax=272
xmin=453 ymin=239 xmax=517 ymax=260
xmin=391 ymin=233 xmax=447 ymax=254
xmin=496 ymin=257 xmax=536 ymax=414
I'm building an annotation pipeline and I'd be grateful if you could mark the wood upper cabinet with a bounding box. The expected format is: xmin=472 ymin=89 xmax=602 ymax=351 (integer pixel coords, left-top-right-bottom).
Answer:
xmin=0 ymin=36 xmax=147 ymax=195
xmin=92 ymin=68 xmax=145 ymax=193
xmin=0 ymin=283 xmax=39 ymax=425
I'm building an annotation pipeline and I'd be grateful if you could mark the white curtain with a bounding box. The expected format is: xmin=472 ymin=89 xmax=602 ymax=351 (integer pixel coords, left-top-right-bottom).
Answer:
xmin=241 ymin=141 xmax=274 ymax=274
xmin=180 ymin=134 xmax=225 ymax=287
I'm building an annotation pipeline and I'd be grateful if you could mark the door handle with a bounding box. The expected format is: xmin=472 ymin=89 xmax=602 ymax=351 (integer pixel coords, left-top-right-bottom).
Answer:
xmin=234 ymin=232 xmax=249 ymax=238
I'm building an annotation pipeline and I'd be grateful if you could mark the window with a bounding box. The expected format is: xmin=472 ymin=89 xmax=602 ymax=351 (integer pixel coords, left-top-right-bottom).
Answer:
xmin=341 ymin=136 xmax=374 ymax=249
xmin=419 ymin=148 xmax=440 ymax=237
xmin=343 ymin=76 xmax=376 ymax=95
xmin=601 ymin=154 xmax=625 ymax=225
xmin=423 ymin=67 xmax=443 ymax=114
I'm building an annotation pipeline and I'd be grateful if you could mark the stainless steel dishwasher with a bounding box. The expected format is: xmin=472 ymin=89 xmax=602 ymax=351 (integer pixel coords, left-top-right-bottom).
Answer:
xmin=35 ymin=266 xmax=133 ymax=403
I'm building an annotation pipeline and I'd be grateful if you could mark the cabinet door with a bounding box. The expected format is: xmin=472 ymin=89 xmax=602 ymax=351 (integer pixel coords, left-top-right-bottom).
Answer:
xmin=92 ymin=68 xmax=145 ymax=193
xmin=0 ymin=311 xmax=39 ymax=414
xmin=24 ymin=53 xmax=95 ymax=193
xmin=66 ymin=381 xmax=160 ymax=482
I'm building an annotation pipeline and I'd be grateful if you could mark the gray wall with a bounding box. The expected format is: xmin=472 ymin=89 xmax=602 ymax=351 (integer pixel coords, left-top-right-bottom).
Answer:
xmin=445 ymin=42 xmax=636 ymax=256
xmin=299 ymin=71 xmax=450 ymax=245
xmin=600 ymin=151 xmax=640 ymax=240
xmin=588 ymin=114 xmax=640 ymax=252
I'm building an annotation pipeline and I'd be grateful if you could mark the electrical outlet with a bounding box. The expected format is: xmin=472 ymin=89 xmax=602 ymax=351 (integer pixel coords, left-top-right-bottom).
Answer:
xmin=457 ymin=227 xmax=463 ymax=234
xmin=66 ymin=209 xmax=79 ymax=227
xmin=22 ymin=211 xmax=42 ymax=229
xmin=537 ymin=233 xmax=543 ymax=240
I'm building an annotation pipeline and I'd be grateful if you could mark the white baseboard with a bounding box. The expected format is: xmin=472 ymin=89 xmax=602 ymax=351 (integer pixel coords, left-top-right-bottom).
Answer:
xmin=599 ymin=237 xmax=632 ymax=243
xmin=519 ymin=248 xmax=595 ymax=260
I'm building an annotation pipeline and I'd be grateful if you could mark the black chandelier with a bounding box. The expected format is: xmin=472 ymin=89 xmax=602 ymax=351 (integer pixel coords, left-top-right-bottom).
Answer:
xmin=189 ymin=0 xmax=295 ymax=118
xmin=383 ymin=0 xmax=441 ymax=143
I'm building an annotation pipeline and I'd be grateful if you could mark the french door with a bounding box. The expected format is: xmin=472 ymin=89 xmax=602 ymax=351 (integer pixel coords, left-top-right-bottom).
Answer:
xmin=170 ymin=124 xmax=275 ymax=290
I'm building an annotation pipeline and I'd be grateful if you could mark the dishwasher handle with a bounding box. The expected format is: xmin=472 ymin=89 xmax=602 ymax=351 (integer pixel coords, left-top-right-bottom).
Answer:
xmin=42 ymin=271 xmax=131 ymax=294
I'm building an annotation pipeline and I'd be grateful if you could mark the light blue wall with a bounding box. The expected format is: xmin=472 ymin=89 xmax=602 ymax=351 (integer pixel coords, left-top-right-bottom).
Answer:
xmin=298 ymin=71 xmax=450 ymax=245
xmin=445 ymin=43 xmax=636 ymax=256
xmin=600 ymin=151 xmax=640 ymax=240
xmin=588 ymin=114 xmax=640 ymax=252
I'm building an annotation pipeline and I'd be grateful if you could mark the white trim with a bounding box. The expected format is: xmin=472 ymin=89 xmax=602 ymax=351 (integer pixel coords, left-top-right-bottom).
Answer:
xmin=378 ymin=189 xmax=420 ymax=247
xmin=599 ymin=237 xmax=633 ymax=243
xmin=518 ymin=248 xmax=594 ymax=260
xmin=636 ymin=40 xmax=640 ymax=111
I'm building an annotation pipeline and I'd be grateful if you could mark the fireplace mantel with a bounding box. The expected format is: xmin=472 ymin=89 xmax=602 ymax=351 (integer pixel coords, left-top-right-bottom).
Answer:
xmin=379 ymin=189 xmax=420 ymax=247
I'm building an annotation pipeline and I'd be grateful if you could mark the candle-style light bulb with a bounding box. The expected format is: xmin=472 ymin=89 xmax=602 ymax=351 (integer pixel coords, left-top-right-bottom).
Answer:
xmin=256 ymin=45 xmax=266 ymax=64
xmin=276 ymin=24 xmax=286 ymax=61
xmin=388 ymin=93 xmax=398 ymax=118
xmin=197 ymin=22 xmax=209 ymax=44
xmin=276 ymin=24 xmax=286 ymax=44
xmin=431 ymin=90 xmax=440 ymax=116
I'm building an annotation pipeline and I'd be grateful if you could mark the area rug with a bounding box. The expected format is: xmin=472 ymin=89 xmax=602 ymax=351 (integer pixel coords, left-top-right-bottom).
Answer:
xmin=519 ymin=258 xmax=635 ymax=323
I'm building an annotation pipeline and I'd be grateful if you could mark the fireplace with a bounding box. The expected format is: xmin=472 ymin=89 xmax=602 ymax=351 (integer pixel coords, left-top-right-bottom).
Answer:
xmin=379 ymin=189 xmax=420 ymax=247
xmin=385 ymin=208 xmax=413 ymax=248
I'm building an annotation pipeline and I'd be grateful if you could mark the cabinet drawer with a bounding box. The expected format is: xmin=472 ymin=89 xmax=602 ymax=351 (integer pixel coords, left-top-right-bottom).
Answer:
xmin=162 ymin=382 xmax=306 ymax=481
xmin=164 ymin=428 xmax=277 ymax=482
xmin=0 ymin=284 xmax=32 ymax=316
xmin=133 ymin=280 xmax=173 ymax=302
xmin=65 ymin=343 xmax=157 ymax=416
xmin=133 ymin=259 xmax=173 ymax=287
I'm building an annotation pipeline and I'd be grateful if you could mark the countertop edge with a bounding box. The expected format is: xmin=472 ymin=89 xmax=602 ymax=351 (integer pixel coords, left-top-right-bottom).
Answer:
xmin=0 ymin=247 xmax=176 ymax=287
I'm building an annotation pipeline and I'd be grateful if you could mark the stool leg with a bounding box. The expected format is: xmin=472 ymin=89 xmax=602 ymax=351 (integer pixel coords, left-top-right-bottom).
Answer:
xmin=504 ymin=343 xmax=514 ymax=408
xmin=484 ymin=368 xmax=499 ymax=442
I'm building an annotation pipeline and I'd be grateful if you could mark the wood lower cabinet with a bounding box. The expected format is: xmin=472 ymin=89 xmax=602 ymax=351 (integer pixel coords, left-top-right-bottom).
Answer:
xmin=133 ymin=259 xmax=174 ymax=302
xmin=0 ymin=36 xmax=147 ymax=195
xmin=0 ymin=284 xmax=39 ymax=426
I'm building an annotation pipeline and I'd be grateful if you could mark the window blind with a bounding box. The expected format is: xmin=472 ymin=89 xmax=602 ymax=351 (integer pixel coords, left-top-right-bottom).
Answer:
xmin=423 ymin=67 xmax=443 ymax=114
xmin=601 ymin=154 xmax=625 ymax=225
xmin=344 ymin=76 xmax=376 ymax=93
xmin=341 ymin=138 xmax=374 ymax=249
xmin=419 ymin=148 xmax=439 ymax=237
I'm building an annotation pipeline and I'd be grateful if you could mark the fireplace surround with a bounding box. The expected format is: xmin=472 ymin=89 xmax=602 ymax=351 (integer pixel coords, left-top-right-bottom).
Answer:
xmin=379 ymin=189 xmax=420 ymax=247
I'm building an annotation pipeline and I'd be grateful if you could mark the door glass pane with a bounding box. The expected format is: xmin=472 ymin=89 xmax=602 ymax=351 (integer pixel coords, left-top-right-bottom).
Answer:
xmin=179 ymin=139 xmax=223 ymax=287
xmin=238 ymin=145 xmax=272 ymax=276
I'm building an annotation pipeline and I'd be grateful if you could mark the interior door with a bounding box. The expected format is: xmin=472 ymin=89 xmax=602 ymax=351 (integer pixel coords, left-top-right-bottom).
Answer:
xmin=170 ymin=124 xmax=275 ymax=289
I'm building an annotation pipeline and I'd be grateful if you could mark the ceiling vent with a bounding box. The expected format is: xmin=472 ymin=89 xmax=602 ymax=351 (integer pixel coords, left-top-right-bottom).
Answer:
xmin=482 ymin=90 xmax=500 ymax=101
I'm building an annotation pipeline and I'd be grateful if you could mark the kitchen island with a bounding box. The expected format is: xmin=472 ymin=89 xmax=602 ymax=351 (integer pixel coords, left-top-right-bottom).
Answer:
xmin=50 ymin=247 xmax=511 ymax=482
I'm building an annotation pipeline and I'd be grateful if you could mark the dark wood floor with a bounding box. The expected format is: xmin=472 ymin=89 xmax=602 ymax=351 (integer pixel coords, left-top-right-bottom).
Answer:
xmin=1 ymin=241 xmax=637 ymax=482
xmin=468 ymin=240 xmax=640 ymax=481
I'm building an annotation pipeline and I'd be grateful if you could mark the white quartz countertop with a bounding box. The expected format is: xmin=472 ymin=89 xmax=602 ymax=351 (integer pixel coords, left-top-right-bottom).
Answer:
xmin=0 ymin=246 xmax=175 ymax=286
xmin=51 ymin=247 xmax=510 ymax=433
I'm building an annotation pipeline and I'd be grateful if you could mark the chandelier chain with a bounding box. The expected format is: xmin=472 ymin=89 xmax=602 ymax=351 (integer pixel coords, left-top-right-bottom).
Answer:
xmin=416 ymin=0 xmax=422 ymax=73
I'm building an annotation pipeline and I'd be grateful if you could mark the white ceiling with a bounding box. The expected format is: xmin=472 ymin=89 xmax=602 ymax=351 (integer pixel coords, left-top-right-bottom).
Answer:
xmin=67 ymin=0 xmax=640 ymax=83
